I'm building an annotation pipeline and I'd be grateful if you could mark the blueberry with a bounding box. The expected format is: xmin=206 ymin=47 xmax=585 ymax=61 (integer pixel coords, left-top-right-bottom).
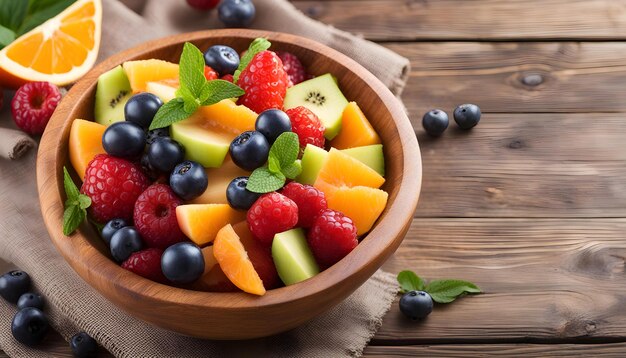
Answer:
xmin=0 ymin=270 xmax=31 ymax=303
xmin=255 ymin=109 xmax=292 ymax=143
xmin=218 ymin=0 xmax=255 ymax=28
xmin=17 ymin=293 xmax=44 ymax=310
xmin=146 ymin=127 xmax=170 ymax=145
xmin=102 ymin=121 xmax=145 ymax=159
xmin=11 ymin=308 xmax=48 ymax=347
xmin=140 ymin=153 xmax=160 ymax=181
xmin=161 ymin=242 xmax=205 ymax=284
xmin=170 ymin=161 xmax=208 ymax=201
xmin=204 ymin=45 xmax=240 ymax=76
xmin=147 ymin=137 xmax=185 ymax=173
xmin=70 ymin=332 xmax=98 ymax=358
xmin=226 ymin=177 xmax=262 ymax=210
xmin=230 ymin=131 xmax=269 ymax=171
xmin=110 ymin=226 xmax=143 ymax=263
xmin=399 ymin=290 xmax=433 ymax=320
xmin=125 ymin=92 xmax=163 ymax=129
xmin=422 ymin=109 xmax=449 ymax=137
xmin=453 ymin=104 xmax=481 ymax=130
xmin=101 ymin=218 xmax=130 ymax=246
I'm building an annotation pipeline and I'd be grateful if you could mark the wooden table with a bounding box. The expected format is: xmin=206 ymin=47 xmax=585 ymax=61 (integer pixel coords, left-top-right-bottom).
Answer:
xmin=13 ymin=0 xmax=626 ymax=356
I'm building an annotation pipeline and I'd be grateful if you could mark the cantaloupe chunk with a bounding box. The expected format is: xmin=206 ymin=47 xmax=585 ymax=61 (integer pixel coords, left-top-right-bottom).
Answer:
xmin=325 ymin=186 xmax=388 ymax=236
xmin=176 ymin=204 xmax=246 ymax=246
xmin=123 ymin=60 xmax=179 ymax=92
xmin=314 ymin=148 xmax=385 ymax=195
xmin=191 ymin=156 xmax=251 ymax=205
xmin=69 ymin=119 xmax=106 ymax=180
xmin=330 ymin=102 xmax=381 ymax=149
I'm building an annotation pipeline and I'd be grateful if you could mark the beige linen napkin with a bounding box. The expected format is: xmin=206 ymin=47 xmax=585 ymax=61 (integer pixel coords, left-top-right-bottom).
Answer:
xmin=0 ymin=0 xmax=410 ymax=356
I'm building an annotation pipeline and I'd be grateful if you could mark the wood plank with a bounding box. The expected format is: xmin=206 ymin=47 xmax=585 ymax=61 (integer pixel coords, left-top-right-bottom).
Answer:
xmin=292 ymin=0 xmax=626 ymax=41
xmin=374 ymin=218 xmax=626 ymax=343
xmin=388 ymin=42 xmax=626 ymax=113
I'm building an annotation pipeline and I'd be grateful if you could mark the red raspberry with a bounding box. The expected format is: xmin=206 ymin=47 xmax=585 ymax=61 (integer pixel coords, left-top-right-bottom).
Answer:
xmin=277 ymin=51 xmax=306 ymax=87
xmin=285 ymin=106 xmax=325 ymax=149
xmin=121 ymin=248 xmax=168 ymax=284
xmin=134 ymin=184 xmax=186 ymax=249
xmin=237 ymin=51 xmax=289 ymax=113
xmin=247 ymin=192 xmax=298 ymax=246
xmin=307 ymin=209 xmax=358 ymax=269
xmin=11 ymin=81 xmax=61 ymax=135
xmin=281 ymin=182 xmax=327 ymax=228
xmin=186 ymin=0 xmax=219 ymax=10
xmin=221 ymin=74 xmax=234 ymax=82
xmin=204 ymin=66 xmax=219 ymax=80
xmin=81 ymin=154 xmax=150 ymax=223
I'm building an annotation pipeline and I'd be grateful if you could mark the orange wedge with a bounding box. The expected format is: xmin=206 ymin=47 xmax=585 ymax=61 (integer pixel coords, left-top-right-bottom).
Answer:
xmin=0 ymin=0 xmax=102 ymax=88
xmin=325 ymin=186 xmax=388 ymax=236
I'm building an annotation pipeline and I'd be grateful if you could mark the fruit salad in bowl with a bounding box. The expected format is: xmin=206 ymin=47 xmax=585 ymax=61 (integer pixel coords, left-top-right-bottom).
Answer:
xmin=38 ymin=30 xmax=421 ymax=339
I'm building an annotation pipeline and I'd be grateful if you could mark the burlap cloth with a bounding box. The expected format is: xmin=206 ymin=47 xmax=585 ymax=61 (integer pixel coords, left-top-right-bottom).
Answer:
xmin=0 ymin=0 xmax=411 ymax=356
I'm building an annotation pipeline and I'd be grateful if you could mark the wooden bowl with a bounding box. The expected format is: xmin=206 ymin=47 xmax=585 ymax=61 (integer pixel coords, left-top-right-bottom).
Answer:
xmin=37 ymin=29 xmax=421 ymax=340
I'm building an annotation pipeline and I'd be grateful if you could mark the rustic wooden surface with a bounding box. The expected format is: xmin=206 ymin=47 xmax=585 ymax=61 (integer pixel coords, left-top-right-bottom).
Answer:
xmin=15 ymin=0 xmax=626 ymax=356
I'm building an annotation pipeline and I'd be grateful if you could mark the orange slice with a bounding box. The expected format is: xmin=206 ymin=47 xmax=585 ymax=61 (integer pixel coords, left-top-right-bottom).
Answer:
xmin=0 ymin=0 xmax=102 ymax=88
xmin=325 ymin=186 xmax=388 ymax=236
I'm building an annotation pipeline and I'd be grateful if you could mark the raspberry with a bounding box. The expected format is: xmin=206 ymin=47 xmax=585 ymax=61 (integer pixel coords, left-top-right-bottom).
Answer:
xmin=237 ymin=51 xmax=289 ymax=113
xmin=281 ymin=182 xmax=327 ymax=228
xmin=134 ymin=184 xmax=186 ymax=249
xmin=121 ymin=248 xmax=168 ymax=284
xmin=285 ymin=106 xmax=325 ymax=149
xmin=277 ymin=51 xmax=306 ymax=86
xmin=307 ymin=209 xmax=358 ymax=269
xmin=247 ymin=192 xmax=298 ymax=246
xmin=186 ymin=0 xmax=220 ymax=10
xmin=11 ymin=81 xmax=61 ymax=135
xmin=81 ymin=154 xmax=150 ymax=223
xmin=221 ymin=74 xmax=234 ymax=82
xmin=204 ymin=66 xmax=219 ymax=80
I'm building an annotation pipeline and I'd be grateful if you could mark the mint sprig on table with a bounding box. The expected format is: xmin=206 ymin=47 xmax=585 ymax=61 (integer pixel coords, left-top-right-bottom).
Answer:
xmin=397 ymin=270 xmax=481 ymax=303
xmin=233 ymin=37 xmax=271 ymax=84
xmin=149 ymin=42 xmax=245 ymax=130
xmin=62 ymin=167 xmax=91 ymax=236
xmin=246 ymin=132 xmax=302 ymax=193
xmin=0 ymin=0 xmax=75 ymax=48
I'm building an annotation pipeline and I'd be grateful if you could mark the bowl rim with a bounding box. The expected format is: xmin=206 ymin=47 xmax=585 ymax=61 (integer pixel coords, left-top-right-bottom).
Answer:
xmin=37 ymin=29 xmax=421 ymax=310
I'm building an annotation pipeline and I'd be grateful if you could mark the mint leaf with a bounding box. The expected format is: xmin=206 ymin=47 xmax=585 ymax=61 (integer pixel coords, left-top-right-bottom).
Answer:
xmin=0 ymin=24 xmax=14 ymax=48
xmin=179 ymin=42 xmax=206 ymax=97
xmin=18 ymin=0 xmax=75 ymax=36
xmin=425 ymin=279 xmax=481 ymax=303
xmin=233 ymin=38 xmax=271 ymax=84
xmin=397 ymin=270 xmax=425 ymax=293
xmin=62 ymin=166 xmax=90 ymax=236
xmin=268 ymin=156 xmax=281 ymax=174
xmin=246 ymin=167 xmax=286 ymax=193
xmin=77 ymin=194 xmax=91 ymax=210
xmin=282 ymin=160 xmax=302 ymax=180
xmin=149 ymin=98 xmax=189 ymax=130
xmin=63 ymin=204 xmax=85 ymax=236
xmin=200 ymin=80 xmax=244 ymax=106
xmin=270 ymin=132 xmax=300 ymax=168
xmin=63 ymin=167 xmax=80 ymax=200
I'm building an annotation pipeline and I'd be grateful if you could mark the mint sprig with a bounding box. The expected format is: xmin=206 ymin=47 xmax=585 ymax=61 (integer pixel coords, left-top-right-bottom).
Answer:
xmin=246 ymin=132 xmax=302 ymax=193
xmin=149 ymin=42 xmax=245 ymax=130
xmin=233 ymin=38 xmax=271 ymax=84
xmin=62 ymin=167 xmax=91 ymax=236
xmin=397 ymin=270 xmax=481 ymax=303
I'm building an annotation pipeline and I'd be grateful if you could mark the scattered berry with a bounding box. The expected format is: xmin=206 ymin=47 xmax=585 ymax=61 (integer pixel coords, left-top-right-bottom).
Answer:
xmin=146 ymin=127 xmax=170 ymax=145
xmin=81 ymin=154 xmax=150 ymax=223
xmin=147 ymin=137 xmax=185 ymax=173
xmin=102 ymin=121 xmax=146 ymax=159
xmin=255 ymin=109 xmax=292 ymax=143
xmin=247 ymin=192 xmax=298 ymax=246
xmin=422 ymin=109 xmax=449 ymax=136
xmin=134 ymin=184 xmax=186 ymax=249
xmin=277 ymin=52 xmax=306 ymax=86
xmin=281 ymin=182 xmax=327 ymax=228
xmin=204 ymin=66 xmax=219 ymax=80
xmin=186 ymin=0 xmax=220 ymax=11
xmin=285 ymin=106 xmax=325 ymax=149
xmin=124 ymin=92 xmax=163 ymax=129
xmin=204 ymin=45 xmax=240 ymax=76
xmin=221 ymin=74 xmax=234 ymax=82
xmin=169 ymin=161 xmax=208 ymax=201
xmin=11 ymin=81 xmax=61 ymax=135
xmin=101 ymin=218 xmax=130 ymax=246
xmin=110 ymin=226 xmax=143 ymax=262
xmin=229 ymin=131 xmax=270 ymax=171
xmin=238 ymin=50 xmax=289 ymax=113
xmin=307 ymin=209 xmax=358 ymax=268
xmin=11 ymin=308 xmax=48 ymax=347
xmin=218 ymin=0 xmax=256 ymax=27
xmin=121 ymin=248 xmax=167 ymax=283
xmin=70 ymin=332 xmax=99 ymax=358
xmin=0 ymin=270 xmax=31 ymax=303
xmin=161 ymin=242 xmax=205 ymax=284
xmin=226 ymin=176 xmax=262 ymax=210
xmin=17 ymin=293 xmax=44 ymax=310
xmin=399 ymin=290 xmax=433 ymax=320
xmin=453 ymin=104 xmax=481 ymax=129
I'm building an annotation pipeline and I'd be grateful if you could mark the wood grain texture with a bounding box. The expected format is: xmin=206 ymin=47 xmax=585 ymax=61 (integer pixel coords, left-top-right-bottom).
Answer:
xmin=292 ymin=0 xmax=626 ymax=41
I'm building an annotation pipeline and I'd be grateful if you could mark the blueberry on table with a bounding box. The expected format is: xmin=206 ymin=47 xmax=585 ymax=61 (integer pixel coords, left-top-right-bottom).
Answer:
xmin=17 ymin=293 xmax=44 ymax=310
xmin=101 ymin=218 xmax=130 ymax=246
xmin=11 ymin=307 xmax=48 ymax=347
xmin=229 ymin=131 xmax=270 ymax=171
xmin=204 ymin=45 xmax=240 ymax=76
xmin=124 ymin=92 xmax=163 ymax=129
xmin=161 ymin=242 xmax=205 ymax=284
xmin=110 ymin=226 xmax=143 ymax=263
xmin=399 ymin=290 xmax=433 ymax=320
xmin=453 ymin=104 xmax=481 ymax=129
xmin=255 ymin=109 xmax=292 ymax=144
xmin=102 ymin=121 xmax=146 ymax=159
xmin=70 ymin=332 xmax=99 ymax=358
xmin=170 ymin=161 xmax=209 ymax=201
xmin=422 ymin=109 xmax=449 ymax=137
xmin=227 ymin=177 xmax=262 ymax=210
xmin=218 ymin=0 xmax=256 ymax=28
xmin=147 ymin=137 xmax=185 ymax=173
xmin=0 ymin=270 xmax=31 ymax=303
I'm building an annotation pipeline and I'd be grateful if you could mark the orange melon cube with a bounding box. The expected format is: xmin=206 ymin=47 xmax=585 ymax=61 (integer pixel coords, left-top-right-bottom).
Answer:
xmin=176 ymin=204 xmax=246 ymax=246
xmin=191 ymin=156 xmax=250 ymax=205
xmin=314 ymin=148 xmax=385 ymax=195
xmin=123 ymin=59 xmax=179 ymax=92
xmin=330 ymin=102 xmax=381 ymax=150
xmin=326 ymin=186 xmax=388 ymax=236
xmin=198 ymin=99 xmax=258 ymax=135
xmin=68 ymin=119 xmax=106 ymax=180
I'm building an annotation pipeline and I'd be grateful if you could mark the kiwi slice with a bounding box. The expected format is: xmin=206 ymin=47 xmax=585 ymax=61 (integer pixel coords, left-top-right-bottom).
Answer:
xmin=283 ymin=73 xmax=349 ymax=140
xmin=94 ymin=65 xmax=132 ymax=126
